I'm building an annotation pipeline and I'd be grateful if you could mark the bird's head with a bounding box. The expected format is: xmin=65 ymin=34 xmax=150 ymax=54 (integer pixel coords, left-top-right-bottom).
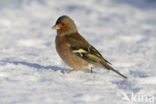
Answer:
xmin=52 ymin=15 xmax=78 ymax=35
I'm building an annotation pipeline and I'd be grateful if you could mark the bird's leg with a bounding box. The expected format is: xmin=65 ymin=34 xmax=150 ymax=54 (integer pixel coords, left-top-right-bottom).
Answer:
xmin=67 ymin=68 xmax=75 ymax=74
xmin=90 ymin=67 xmax=93 ymax=73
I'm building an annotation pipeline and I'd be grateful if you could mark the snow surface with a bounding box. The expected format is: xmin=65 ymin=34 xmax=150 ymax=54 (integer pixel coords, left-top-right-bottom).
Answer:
xmin=0 ymin=0 xmax=156 ymax=104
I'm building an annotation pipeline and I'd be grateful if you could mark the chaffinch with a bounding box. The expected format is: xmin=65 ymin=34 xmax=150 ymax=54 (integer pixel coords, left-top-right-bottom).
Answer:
xmin=52 ymin=15 xmax=127 ymax=79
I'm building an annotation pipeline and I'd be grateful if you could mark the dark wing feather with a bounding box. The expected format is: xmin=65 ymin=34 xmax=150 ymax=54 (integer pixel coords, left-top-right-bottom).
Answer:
xmin=88 ymin=46 xmax=112 ymax=65
xmin=65 ymin=32 xmax=111 ymax=65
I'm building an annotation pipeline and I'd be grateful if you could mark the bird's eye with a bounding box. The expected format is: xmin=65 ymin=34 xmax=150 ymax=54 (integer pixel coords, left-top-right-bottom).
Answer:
xmin=62 ymin=23 xmax=65 ymax=26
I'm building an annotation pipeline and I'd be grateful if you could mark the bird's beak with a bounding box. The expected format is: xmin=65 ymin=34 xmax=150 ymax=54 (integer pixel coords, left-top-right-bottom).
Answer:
xmin=52 ymin=24 xmax=60 ymax=30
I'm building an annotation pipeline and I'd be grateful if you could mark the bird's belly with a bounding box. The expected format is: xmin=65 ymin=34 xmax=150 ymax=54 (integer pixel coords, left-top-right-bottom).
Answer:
xmin=55 ymin=36 xmax=91 ymax=69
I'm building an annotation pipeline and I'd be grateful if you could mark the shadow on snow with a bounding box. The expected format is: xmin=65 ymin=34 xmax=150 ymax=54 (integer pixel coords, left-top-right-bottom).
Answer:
xmin=0 ymin=59 xmax=68 ymax=73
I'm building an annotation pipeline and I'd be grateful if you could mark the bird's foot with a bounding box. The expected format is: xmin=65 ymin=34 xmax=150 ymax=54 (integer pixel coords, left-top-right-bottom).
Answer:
xmin=67 ymin=69 xmax=75 ymax=74
xmin=90 ymin=67 xmax=93 ymax=73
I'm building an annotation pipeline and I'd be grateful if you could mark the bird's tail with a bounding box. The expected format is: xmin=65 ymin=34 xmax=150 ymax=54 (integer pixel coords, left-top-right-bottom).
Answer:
xmin=101 ymin=62 xmax=127 ymax=79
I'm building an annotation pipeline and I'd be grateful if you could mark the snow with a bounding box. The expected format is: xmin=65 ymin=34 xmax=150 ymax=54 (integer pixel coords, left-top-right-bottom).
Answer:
xmin=0 ymin=0 xmax=156 ymax=104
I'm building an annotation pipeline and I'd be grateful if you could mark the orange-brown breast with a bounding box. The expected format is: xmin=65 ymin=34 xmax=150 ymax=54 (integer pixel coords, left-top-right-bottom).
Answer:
xmin=55 ymin=35 xmax=91 ymax=69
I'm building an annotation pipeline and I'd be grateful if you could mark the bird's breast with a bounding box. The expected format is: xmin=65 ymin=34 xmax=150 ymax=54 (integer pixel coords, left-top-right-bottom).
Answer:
xmin=55 ymin=35 xmax=91 ymax=69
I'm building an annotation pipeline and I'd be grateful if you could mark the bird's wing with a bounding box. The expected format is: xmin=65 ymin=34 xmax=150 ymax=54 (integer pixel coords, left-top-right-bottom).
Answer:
xmin=66 ymin=33 xmax=127 ymax=79
xmin=65 ymin=33 xmax=111 ymax=65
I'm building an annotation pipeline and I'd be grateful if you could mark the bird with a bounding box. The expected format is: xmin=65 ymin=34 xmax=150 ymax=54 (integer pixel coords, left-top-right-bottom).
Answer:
xmin=52 ymin=15 xmax=127 ymax=79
